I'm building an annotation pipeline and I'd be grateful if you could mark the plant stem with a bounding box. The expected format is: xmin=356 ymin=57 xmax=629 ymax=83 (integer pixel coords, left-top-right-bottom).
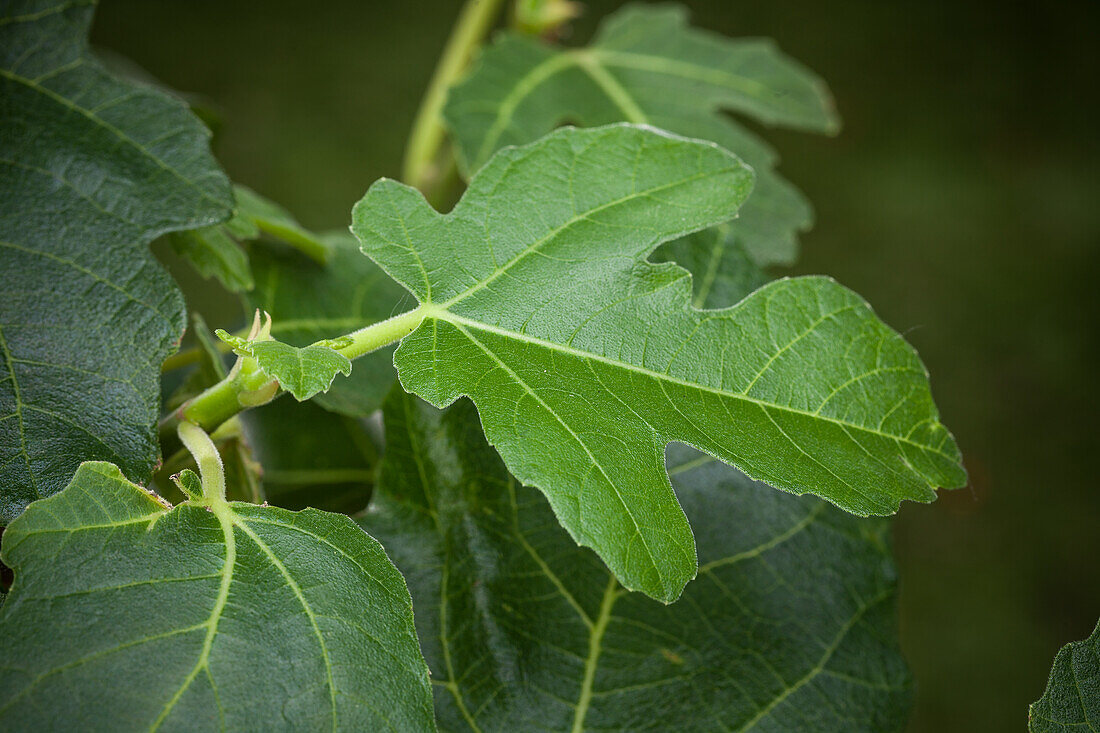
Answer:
xmin=334 ymin=306 xmax=425 ymax=360
xmin=177 ymin=421 xmax=226 ymax=504
xmin=163 ymin=306 xmax=425 ymax=437
xmin=402 ymin=0 xmax=506 ymax=191
xmin=254 ymin=218 xmax=331 ymax=264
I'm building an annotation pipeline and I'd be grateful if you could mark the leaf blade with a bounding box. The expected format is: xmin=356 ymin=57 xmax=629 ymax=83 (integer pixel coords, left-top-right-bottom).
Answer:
xmin=1029 ymin=619 xmax=1100 ymax=732
xmin=365 ymin=391 xmax=912 ymax=731
xmin=444 ymin=4 xmax=837 ymax=265
xmin=352 ymin=124 xmax=964 ymax=601
xmin=0 ymin=0 xmax=234 ymax=524
xmin=0 ymin=461 xmax=434 ymax=731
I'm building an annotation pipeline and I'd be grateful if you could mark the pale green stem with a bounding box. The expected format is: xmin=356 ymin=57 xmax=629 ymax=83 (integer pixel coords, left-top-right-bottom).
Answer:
xmin=163 ymin=305 xmax=425 ymax=436
xmin=177 ymin=421 xmax=226 ymax=504
xmin=334 ymin=306 xmax=426 ymax=360
xmin=254 ymin=218 xmax=331 ymax=264
xmin=402 ymin=0 xmax=506 ymax=191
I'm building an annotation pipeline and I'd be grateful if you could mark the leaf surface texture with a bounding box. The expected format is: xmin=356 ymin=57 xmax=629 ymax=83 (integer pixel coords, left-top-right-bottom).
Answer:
xmin=366 ymin=391 xmax=912 ymax=731
xmin=352 ymin=124 xmax=965 ymax=601
xmin=445 ymin=4 xmax=838 ymax=264
xmin=1030 ymin=619 xmax=1100 ymax=732
xmin=0 ymin=461 xmax=434 ymax=731
xmin=0 ymin=0 xmax=233 ymax=523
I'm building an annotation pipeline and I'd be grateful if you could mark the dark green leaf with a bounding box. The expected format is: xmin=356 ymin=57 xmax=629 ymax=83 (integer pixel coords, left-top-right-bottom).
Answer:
xmin=242 ymin=397 xmax=377 ymax=514
xmin=366 ymin=390 xmax=912 ymax=731
xmin=1029 ymin=619 xmax=1100 ymax=732
xmin=352 ymin=124 xmax=965 ymax=601
xmin=0 ymin=461 xmax=434 ymax=730
xmin=246 ymin=232 xmax=414 ymax=416
xmin=0 ymin=0 xmax=234 ymax=524
xmin=445 ymin=4 xmax=837 ymax=265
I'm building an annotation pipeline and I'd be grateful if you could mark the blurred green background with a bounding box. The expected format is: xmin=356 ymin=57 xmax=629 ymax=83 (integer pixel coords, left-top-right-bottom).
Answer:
xmin=91 ymin=1 xmax=1099 ymax=729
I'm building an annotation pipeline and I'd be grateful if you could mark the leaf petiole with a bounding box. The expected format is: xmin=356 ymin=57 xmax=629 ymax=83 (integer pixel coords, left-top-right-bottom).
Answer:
xmin=402 ymin=0 xmax=507 ymax=193
xmin=177 ymin=421 xmax=226 ymax=504
xmin=163 ymin=305 xmax=425 ymax=437
xmin=332 ymin=305 xmax=425 ymax=360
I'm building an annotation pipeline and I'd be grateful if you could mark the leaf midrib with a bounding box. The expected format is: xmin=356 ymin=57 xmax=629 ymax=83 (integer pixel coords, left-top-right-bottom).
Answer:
xmin=150 ymin=503 xmax=236 ymax=730
xmin=471 ymin=43 xmax=779 ymax=168
xmin=426 ymin=310 xmax=956 ymax=466
xmin=449 ymin=320 xmax=670 ymax=593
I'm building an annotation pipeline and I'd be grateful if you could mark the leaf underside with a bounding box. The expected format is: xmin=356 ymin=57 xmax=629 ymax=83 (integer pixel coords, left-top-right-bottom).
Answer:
xmin=1029 ymin=619 xmax=1100 ymax=732
xmin=366 ymin=391 xmax=912 ymax=731
xmin=0 ymin=0 xmax=233 ymax=524
xmin=445 ymin=4 xmax=838 ymax=265
xmin=0 ymin=461 xmax=434 ymax=731
xmin=352 ymin=123 xmax=965 ymax=602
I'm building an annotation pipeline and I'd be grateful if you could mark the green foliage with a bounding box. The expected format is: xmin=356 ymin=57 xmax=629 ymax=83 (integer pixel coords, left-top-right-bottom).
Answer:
xmin=0 ymin=1 xmax=987 ymax=729
xmin=0 ymin=461 xmax=434 ymax=731
xmin=242 ymin=398 xmax=376 ymax=513
xmin=217 ymin=329 xmax=352 ymax=402
xmin=1029 ymin=620 xmax=1100 ymax=732
xmin=166 ymin=184 xmax=331 ymax=293
xmin=0 ymin=0 xmax=233 ymax=525
xmin=353 ymin=124 xmax=964 ymax=601
xmin=445 ymin=4 xmax=837 ymax=265
xmin=245 ymin=233 xmax=412 ymax=416
xmin=367 ymin=389 xmax=912 ymax=731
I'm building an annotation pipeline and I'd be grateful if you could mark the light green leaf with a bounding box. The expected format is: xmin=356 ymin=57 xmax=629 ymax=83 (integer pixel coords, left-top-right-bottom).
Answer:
xmin=366 ymin=390 xmax=912 ymax=731
xmin=351 ymin=124 xmax=964 ymax=602
xmin=0 ymin=461 xmax=434 ymax=731
xmin=1029 ymin=619 xmax=1100 ymax=732
xmin=444 ymin=3 xmax=837 ymax=265
xmin=216 ymin=330 xmax=352 ymax=402
xmin=0 ymin=0 xmax=234 ymax=525
xmin=246 ymin=232 xmax=413 ymax=416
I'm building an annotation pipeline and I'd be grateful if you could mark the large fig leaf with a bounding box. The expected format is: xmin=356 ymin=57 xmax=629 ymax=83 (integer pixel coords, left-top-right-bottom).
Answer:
xmin=0 ymin=0 xmax=234 ymax=524
xmin=365 ymin=390 xmax=912 ymax=731
xmin=351 ymin=124 xmax=965 ymax=602
xmin=0 ymin=461 xmax=433 ymax=731
xmin=444 ymin=4 xmax=837 ymax=265
xmin=1029 ymin=619 xmax=1100 ymax=732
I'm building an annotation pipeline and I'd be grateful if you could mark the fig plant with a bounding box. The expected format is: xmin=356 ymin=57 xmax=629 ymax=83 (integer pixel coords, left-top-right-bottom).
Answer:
xmin=1 ymin=0 xmax=1050 ymax=730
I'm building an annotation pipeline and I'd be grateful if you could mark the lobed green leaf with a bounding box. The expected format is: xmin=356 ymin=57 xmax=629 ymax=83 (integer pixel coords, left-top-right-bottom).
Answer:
xmin=444 ymin=3 xmax=838 ymax=265
xmin=352 ymin=124 xmax=965 ymax=602
xmin=366 ymin=390 xmax=912 ymax=731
